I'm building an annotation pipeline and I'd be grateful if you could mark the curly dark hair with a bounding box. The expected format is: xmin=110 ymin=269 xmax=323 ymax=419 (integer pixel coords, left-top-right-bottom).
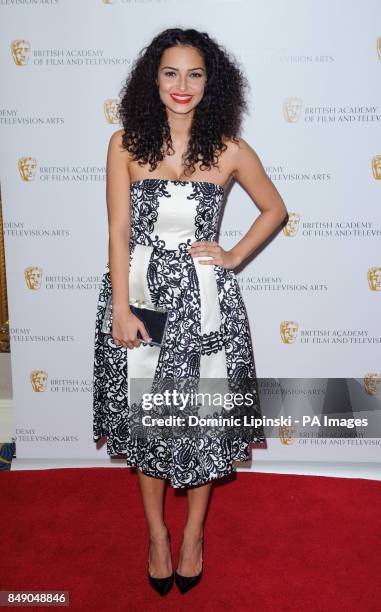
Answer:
xmin=118 ymin=27 xmax=249 ymax=177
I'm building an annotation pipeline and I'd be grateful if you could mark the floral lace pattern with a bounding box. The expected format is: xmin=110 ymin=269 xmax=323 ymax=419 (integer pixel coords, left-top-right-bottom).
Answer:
xmin=93 ymin=179 xmax=266 ymax=488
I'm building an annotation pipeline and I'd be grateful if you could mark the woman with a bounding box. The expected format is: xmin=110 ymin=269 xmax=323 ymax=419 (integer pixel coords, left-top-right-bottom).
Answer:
xmin=93 ymin=27 xmax=287 ymax=596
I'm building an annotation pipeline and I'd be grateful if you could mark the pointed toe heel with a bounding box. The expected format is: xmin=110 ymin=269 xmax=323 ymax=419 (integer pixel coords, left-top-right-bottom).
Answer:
xmin=148 ymin=571 xmax=174 ymax=596
xmin=174 ymin=569 xmax=203 ymax=594
xmin=147 ymin=528 xmax=174 ymax=596
xmin=175 ymin=534 xmax=204 ymax=594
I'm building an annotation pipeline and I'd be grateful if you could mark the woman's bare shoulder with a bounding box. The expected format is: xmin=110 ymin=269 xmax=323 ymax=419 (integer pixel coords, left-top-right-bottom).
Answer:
xmin=222 ymin=136 xmax=262 ymax=177
xmin=223 ymin=135 xmax=257 ymax=155
xmin=108 ymin=128 xmax=128 ymax=153
xmin=107 ymin=129 xmax=134 ymax=173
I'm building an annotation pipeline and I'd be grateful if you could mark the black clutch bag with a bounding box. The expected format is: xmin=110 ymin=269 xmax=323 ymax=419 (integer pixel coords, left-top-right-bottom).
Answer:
xmin=101 ymin=296 xmax=169 ymax=347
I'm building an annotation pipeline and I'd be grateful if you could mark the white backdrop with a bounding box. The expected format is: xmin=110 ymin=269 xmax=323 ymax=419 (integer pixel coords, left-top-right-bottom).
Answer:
xmin=1 ymin=0 xmax=380 ymax=465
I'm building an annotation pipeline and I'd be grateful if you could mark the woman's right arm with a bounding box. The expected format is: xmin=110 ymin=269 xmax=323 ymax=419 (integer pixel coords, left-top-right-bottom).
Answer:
xmin=106 ymin=129 xmax=151 ymax=349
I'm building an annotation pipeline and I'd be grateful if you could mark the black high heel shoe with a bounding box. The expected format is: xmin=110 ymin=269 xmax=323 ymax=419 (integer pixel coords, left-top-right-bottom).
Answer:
xmin=175 ymin=536 xmax=203 ymax=594
xmin=147 ymin=531 xmax=174 ymax=597
xmin=147 ymin=571 xmax=174 ymax=597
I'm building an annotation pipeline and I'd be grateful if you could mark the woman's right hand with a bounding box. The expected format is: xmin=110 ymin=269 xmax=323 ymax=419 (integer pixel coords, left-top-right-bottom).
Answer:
xmin=112 ymin=309 xmax=151 ymax=349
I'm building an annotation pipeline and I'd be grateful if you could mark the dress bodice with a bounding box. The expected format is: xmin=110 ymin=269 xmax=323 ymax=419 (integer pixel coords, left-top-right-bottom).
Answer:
xmin=129 ymin=179 xmax=225 ymax=253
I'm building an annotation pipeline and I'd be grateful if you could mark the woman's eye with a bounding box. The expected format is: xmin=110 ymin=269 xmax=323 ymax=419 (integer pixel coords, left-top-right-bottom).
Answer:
xmin=163 ymin=71 xmax=202 ymax=78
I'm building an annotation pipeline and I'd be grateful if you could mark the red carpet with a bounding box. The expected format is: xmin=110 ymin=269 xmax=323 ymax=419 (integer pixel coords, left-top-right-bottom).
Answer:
xmin=2 ymin=468 xmax=381 ymax=611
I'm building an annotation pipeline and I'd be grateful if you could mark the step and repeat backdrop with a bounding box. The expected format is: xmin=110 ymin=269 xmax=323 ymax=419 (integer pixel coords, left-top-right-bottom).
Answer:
xmin=1 ymin=0 xmax=380 ymax=464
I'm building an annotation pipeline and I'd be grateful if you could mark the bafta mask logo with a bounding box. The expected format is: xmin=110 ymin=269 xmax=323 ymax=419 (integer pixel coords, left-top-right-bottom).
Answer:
xmin=364 ymin=372 xmax=381 ymax=395
xmin=364 ymin=373 xmax=381 ymax=396
xmin=283 ymin=97 xmax=303 ymax=123
xmin=371 ymin=155 xmax=381 ymax=179
xmin=11 ymin=39 xmax=31 ymax=66
xmin=367 ymin=267 xmax=381 ymax=291
xmin=283 ymin=212 xmax=300 ymax=236
xmin=377 ymin=36 xmax=381 ymax=60
xmin=280 ymin=321 xmax=299 ymax=344
xmin=279 ymin=424 xmax=297 ymax=445
xmin=25 ymin=266 xmax=43 ymax=290
xmin=18 ymin=157 xmax=37 ymax=181
xmin=30 ymin=370 xmax=48 ymax=392
xmin=104 ymin=99 xmax=120 ymax=124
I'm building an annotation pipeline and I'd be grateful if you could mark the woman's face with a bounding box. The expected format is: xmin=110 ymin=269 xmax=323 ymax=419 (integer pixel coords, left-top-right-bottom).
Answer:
xmin=157 ymin=45 xmax=207 ymax=115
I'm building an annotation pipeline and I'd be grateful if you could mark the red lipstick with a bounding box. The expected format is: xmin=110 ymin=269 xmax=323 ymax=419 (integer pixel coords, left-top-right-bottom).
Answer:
xmin=170 ymin=93 xmax=193 ymax=104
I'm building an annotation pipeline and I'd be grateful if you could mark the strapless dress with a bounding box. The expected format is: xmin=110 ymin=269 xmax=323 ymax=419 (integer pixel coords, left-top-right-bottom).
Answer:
xmin=93 ymin=178 xmax=266 ymax=488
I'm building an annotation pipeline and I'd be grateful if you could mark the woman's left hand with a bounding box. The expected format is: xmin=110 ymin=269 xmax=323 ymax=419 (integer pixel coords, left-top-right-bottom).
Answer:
xmin=189 ymin=240 xmax=241 ymax=270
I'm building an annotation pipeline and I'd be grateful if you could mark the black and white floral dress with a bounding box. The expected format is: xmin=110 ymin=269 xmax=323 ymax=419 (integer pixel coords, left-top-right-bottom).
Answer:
xmin=93 ymin=179 xmax=266 ymax=488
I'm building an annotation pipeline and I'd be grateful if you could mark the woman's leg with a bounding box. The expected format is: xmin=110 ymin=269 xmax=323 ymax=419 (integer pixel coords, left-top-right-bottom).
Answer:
xmin=177 ymin=482 xmax=212 ymax=576
xmin=137 ymin=470 xmax=172 ymax=578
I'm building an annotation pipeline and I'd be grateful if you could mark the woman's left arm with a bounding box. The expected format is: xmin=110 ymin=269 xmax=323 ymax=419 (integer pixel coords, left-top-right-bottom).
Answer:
xmin=192 ymin=137 xmax=288 ymax=269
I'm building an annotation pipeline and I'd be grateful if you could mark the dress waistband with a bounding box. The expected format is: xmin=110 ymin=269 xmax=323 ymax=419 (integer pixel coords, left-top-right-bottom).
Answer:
xmin=132 ymin=240 xmax=193 ymax=259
